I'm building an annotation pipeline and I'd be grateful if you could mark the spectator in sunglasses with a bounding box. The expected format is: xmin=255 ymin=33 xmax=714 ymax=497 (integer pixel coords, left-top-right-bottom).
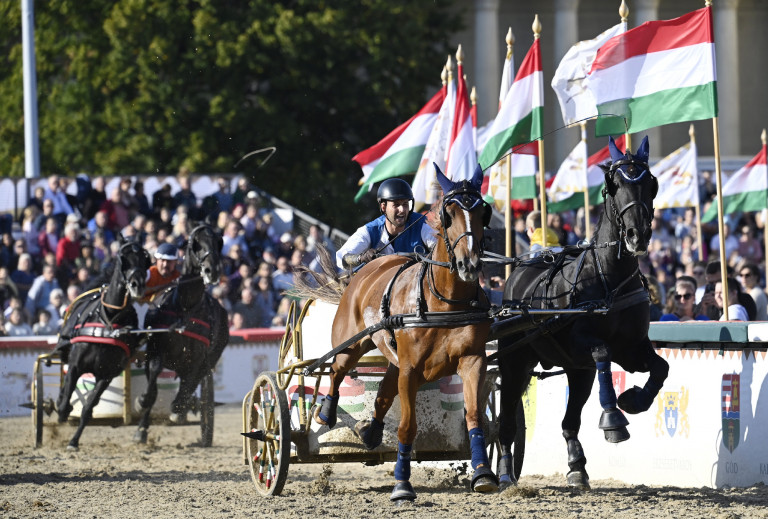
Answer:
xmin=738 ymin=263 xmax=767 ymax=321
xmin=659 ymin=276 xmax=709 ymax=322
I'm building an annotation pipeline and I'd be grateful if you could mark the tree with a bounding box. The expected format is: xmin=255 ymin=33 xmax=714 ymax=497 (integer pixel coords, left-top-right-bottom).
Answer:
xmin=0 ymin=0 xmax=463 ymax=231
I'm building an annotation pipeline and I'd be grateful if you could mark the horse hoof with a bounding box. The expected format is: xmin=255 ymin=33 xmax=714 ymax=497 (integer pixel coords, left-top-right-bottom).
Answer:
xmin=498 ymin=474 xmax=518 ymax=491
xmin=66 ymin=444 xmax=79 ymax=452
xmin=169 ymin=412 xmax=188 ymax=425
xmin=390 ymin=481 xmax=416 ymax=502
xmin=603 ymin=426 xmax=630 ymax=443
xmin=598 ymin=408 xmax=629 ymax=430
xmin=354 ymin=419 xmax=384 ymax=450
xmin=617 ymin=386 xmax=652 ymax=414
xmin=133 ymin=428 xmax=148 ymax=444
xmin=566 ymin=471 xmax=590 ymax=491
xmin=471 ymin=466 xmax=499 ymax=493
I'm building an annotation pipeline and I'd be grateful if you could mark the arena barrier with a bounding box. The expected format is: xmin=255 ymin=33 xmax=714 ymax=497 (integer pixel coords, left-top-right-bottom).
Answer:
xmin=0 ymin=330 xmax=284 ymax=419
xmin=4 ymin=323 xmax=768 ymax=488
xmin=519 ymin=321 xmax=768 ymax=488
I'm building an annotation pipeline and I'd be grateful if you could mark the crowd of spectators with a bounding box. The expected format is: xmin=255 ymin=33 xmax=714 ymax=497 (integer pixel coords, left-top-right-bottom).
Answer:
xmin=0 ymin=173 xmax=338 ymax=337
xmin=2 ymin=168 xmax=766 ymax=339
xmin=481 ymin=171 xmax=768 ymax=323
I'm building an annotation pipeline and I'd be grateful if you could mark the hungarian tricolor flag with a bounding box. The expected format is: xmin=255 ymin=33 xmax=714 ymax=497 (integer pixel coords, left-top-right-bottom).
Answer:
xmin=352 ymin=87 xmax=446 ymax=202
xmin=548 ymin=135 xmax=626 ymax=213
xmin=586 ymin=6 xmax=717 ymax=137
xmin=478 ymin=38 xmax=543 ymax=184
xmin=445 ymin=59 xmax=476 ymax=182
xmin=702 ymin=144 xmax=768 ymax=222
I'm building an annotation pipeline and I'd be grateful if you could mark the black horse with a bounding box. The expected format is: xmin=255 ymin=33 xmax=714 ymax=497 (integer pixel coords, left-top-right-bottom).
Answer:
xmin=134 ymin=224 xmax=229 ymax=447
xmin=495 ymin=136 xmax=668 ymax=490
xmin=54 ymin=237 xmax=151 ymax=450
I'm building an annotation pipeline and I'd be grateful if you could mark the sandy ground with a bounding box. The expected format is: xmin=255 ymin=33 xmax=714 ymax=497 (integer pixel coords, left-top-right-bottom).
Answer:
xmin=2 ymin=405 xmax=768 ymax=519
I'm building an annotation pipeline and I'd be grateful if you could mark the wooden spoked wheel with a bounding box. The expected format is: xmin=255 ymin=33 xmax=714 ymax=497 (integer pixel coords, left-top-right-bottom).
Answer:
xmin=246 ymin=372 xmax=290 ymax=496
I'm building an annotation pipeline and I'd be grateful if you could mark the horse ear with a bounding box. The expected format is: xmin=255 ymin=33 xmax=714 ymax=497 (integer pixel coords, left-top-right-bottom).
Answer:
xmin=470 ymin=164 xmax=484 ymax=192
xmin=434 ymin=162 xmax=453 ymax=195
xmin=608 ymin=136 xmax=624 ymax=163
xmin=636 ymin=136 xmax=650 ymax=162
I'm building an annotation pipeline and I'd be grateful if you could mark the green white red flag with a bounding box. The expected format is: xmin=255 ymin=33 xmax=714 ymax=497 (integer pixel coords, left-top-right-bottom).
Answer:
xmin=478 ymin=38 xmax=544 ymax=193
xmin=445 ymin=61 xmax=477 ymax=182
xmin=653 ymin=141 xmax=699 ymax=209
xmin=585 ymin=7 xmax=718 ymax=137
xmin=702 ymin=145 xmax=768 ymax=222
xmin=352 ymin=87 xmax=446 ymax=202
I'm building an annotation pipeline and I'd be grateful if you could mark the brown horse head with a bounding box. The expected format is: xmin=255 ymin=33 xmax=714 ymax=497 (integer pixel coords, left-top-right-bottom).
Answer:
xmin=434 ymin=163 xmax=490 ymax=282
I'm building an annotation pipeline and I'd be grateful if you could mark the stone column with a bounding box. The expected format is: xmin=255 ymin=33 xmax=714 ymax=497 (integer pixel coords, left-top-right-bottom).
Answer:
xmin=474 ymin=0 xmax=500 ymax=126
xmin=552 ymin=0 xmax=580 ymax=165
xmin=633 ymin=0 xmax=661 ymax=157
xmin=713 ymin=0 xmax=740 ymax=156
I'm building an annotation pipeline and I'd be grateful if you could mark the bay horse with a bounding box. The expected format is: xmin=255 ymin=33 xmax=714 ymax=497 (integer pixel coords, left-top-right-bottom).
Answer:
xmin=495 ymin=136 xmax=668 ymax=490
xmin=54 ymin=236 xmax=151 ymax=450
xmin=133 ymin=224 xmax=229 ymax=447
xmin=310 ymin=164 xmax=498 ymax=501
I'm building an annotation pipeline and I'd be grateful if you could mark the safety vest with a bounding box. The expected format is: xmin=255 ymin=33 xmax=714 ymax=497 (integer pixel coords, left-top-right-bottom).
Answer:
xmin=365 ymin=213 xmax=426 ymax=254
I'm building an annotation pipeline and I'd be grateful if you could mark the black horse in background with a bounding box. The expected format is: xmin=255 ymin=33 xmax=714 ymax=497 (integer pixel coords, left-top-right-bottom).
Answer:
xmin=54 ymin=237 xmax=151 ymax=450
xmin=496 ymin=136 xmax=668 ymax=490
xmin=134 ymin=224 xmax=229 ymax=447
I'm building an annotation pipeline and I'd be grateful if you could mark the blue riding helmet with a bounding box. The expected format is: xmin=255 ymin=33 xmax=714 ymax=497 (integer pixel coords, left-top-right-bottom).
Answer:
xmin=155 ymin=243 xmax=178 ymax=261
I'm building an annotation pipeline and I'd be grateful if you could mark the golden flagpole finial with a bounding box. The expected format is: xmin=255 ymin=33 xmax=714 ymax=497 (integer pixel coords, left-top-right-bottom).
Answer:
xmin=705 ymin=1 xmax=712 ymax=7
xmin=689 ymin=124 xmax=696 ymax=143
xmin=445 ymin=55 xmax=453 ymax=82
xmin=441 ymin=65 xmax=448 ymax=86
xmin=532 ymin=14 xmax=542 ymax=40
xmin=470 ymin=86 xmax=477 ymax=106
xmin=620 ymin=0 xmax=629 ymax=23
xmin=506 ymin=27 xmax=515 ymax=59
xmin=762 ymin=128 xmax=767 ymax=146
xmin=455 ymin=45 xmax=464 ymax=65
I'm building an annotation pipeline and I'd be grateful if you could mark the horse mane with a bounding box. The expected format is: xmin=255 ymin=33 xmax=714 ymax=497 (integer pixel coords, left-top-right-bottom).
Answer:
xmin=290 ymin=244 xmax=348 ymax=304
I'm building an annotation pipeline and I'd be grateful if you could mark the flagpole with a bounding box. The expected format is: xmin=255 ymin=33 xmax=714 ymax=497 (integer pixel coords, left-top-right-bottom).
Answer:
xmin=580 ymin=122 xmax=591 ymax=239
xmin=761 ymin=129 xmax=768 ymax=278
xmin=532 ymin=15 xmax=547 ymax=237
xmin=690 ymin=124 xmax=704 ymax=258
xmin=712 ymin=114 xmax=730 ymax=319
xmin=504 ymin=29 xmax=514 ymax=278
xmin=620 ymin=1 xmax=632 ymax=154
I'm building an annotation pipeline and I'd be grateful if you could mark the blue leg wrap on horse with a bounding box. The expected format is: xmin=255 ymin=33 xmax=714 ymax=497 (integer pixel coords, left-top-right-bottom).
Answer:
xmin=498 ymin=454 xmax=513 ymax=483
xmin=318 ymin=394 xmax=337 ymax=422
xmin=394 ymin=442 xmax=412 ymax=481
xmin=596 ymin=361 xmax=617 ymax=410
xmin=469 ymin=427 xmax=489 ymax=470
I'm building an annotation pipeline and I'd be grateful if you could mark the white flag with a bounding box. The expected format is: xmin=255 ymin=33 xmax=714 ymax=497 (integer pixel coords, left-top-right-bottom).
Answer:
xmin=551 ymin=23 xmax=625 ymax=126
xmin=548 ymin=140 xmax=588 ymax=203
xmin=653 ymin=141 xmax=699 ymax=209
xmin=412 ymin=78 xmax=456 ymax=204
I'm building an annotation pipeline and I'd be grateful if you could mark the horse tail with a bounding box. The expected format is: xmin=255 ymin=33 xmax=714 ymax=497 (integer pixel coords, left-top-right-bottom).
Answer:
xmin=290 ymin=244 xmax=347 ymax=305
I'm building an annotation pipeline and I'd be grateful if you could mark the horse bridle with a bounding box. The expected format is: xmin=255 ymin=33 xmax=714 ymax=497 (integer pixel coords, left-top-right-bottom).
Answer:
xmin=438 ymin=183 xmax=490 ymax=272
xmin=604 ymin=158 xmax=655 ymax=255
xmin=187 ymin=225 xmax=218 ymax=269
xmin=102 ymin=240 xmax=150 ymax=311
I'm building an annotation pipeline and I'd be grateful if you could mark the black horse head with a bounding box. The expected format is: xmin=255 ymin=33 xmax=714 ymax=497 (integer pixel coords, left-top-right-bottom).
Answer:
xmin=434 ymin=163 xmax=491 ymax=281
xmin=185 ymin=224 xmax=223 ymax=285
xmin=601 ymin=135 xmax=658 ymax=256
xmin=116 ymin=235 xmax=151 ymax=299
